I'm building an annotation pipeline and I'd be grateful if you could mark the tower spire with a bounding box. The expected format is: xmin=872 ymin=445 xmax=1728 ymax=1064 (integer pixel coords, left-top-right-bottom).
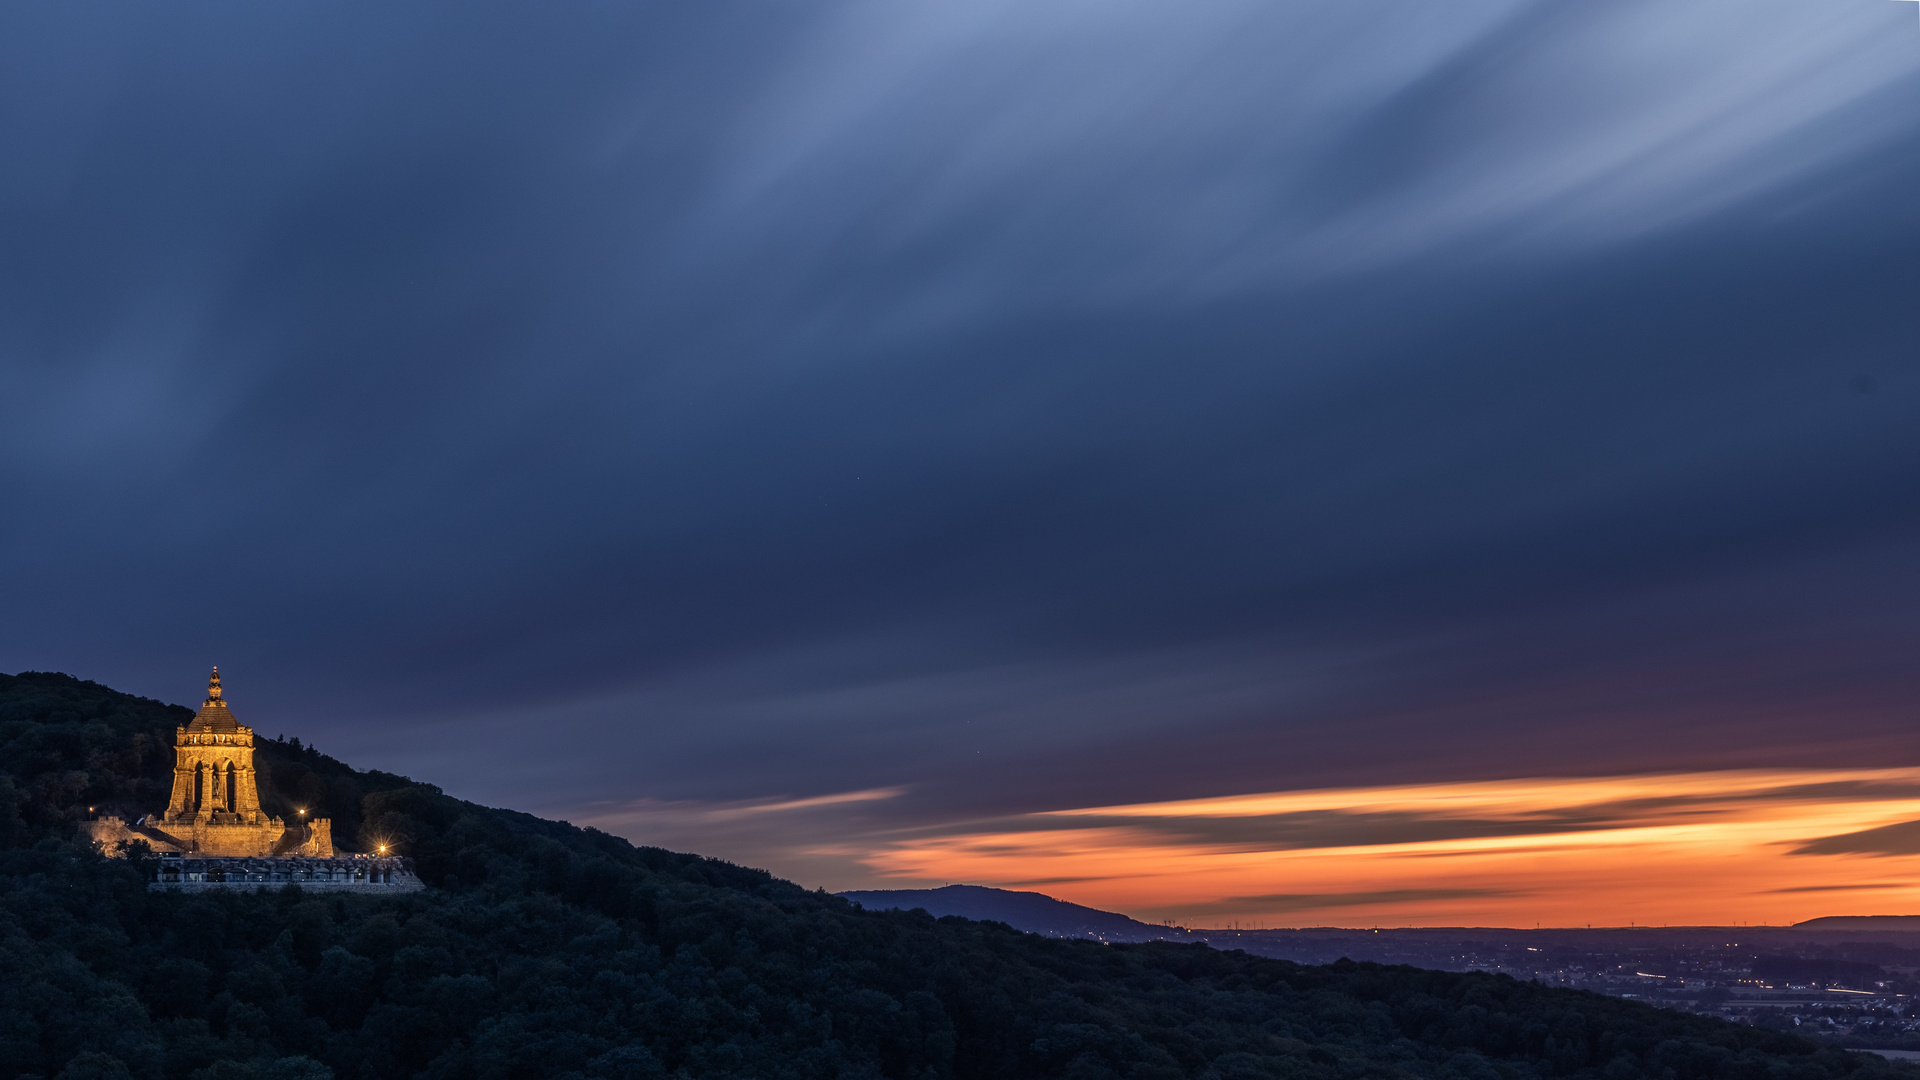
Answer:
xmin=205 ymin=666 xmax=222 ymax=705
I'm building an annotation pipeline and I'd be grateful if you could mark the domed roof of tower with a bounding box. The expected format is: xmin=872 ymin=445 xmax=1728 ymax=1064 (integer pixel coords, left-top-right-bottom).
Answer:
xmin=185 ymin=667 xmax=242 ymax=733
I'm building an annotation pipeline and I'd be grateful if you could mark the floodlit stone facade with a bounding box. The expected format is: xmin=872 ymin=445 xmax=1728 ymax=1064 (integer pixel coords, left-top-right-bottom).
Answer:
xmin=90 ymin=669 xmax=332 ymax=858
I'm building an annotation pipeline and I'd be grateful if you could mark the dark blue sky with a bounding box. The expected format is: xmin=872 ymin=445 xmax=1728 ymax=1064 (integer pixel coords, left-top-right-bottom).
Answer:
xmin=6 ymin=0 xmax=1920 ymax=888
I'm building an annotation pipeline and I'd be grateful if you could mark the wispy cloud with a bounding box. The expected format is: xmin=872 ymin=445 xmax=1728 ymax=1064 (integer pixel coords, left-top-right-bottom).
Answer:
xmin=1791 ymin=820 xmax=1920 ymax=857
xmin=564 ymin=787 xmax=910 ymax=886
xmin=820 ymin=770 xmax=1920 ymax=927
xmin=7 ymin=0 xmax=1920 ymax=936
xmin=1180 ymin=889 xmax=1526 ymax=917
xmin=1767 ymin=883 xmax=1911 ymax=894
xmin=686 ymin=787 xmax=905 ymax=818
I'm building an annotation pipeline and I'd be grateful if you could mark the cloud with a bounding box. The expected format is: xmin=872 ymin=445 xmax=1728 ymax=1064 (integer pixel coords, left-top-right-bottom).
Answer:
xmin=577 ymin=787 xmax=906 ymax=827
xmin=1791 ymin=821 xmax=1920 ymax=857
xmin=727 ymin=789 xmax=906 ymax=815
xmin=1179 ymin=889 xmax=1526 ymax=918
xmin=696 ymin=0 xmax=1920 ymax=306
xmin=1767 ymin=883 xmax=1910 ymax=894
xmin=564 ymin=787 xmax=910 ymax=888
xmin=3 ymin=0 xmax=1920 ymax=933
xmin=816 ymin=770 xmax=1920 ymax=926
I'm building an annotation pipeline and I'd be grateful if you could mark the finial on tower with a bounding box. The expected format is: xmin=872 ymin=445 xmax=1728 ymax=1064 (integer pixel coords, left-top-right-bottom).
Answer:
xmin=206 ymin=666 xmax=223 ymax=704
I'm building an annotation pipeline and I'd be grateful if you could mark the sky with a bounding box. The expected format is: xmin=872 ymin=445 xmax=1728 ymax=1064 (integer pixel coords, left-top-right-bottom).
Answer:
xmin=5 ymin=0 xmax=1920 ymax=927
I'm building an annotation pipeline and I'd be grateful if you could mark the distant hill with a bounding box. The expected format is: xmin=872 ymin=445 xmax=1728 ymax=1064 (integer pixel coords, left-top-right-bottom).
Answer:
xmin=1795 ymin=915 xmax=1920 ymax=930
xmin=838 ymin=884 xmax=1193 ymax=942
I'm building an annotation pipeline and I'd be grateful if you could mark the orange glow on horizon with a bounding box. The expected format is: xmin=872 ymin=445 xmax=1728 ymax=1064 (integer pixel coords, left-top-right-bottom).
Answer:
xmin=838 ymin=769 xmax=1920 ymax=927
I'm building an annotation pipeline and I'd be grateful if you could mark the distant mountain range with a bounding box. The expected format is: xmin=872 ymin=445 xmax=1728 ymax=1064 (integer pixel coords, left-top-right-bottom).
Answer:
xmin=842 ymin=884 xmax=1920 ymax=942
xmin=838 ymin=884 xmax=1195 ymax=942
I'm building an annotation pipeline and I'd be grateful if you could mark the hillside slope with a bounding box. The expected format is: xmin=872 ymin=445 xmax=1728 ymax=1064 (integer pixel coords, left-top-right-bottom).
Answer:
xmin=1 ymin=671 xmax=1908 ymax=1080
xmin=839 ymin=885 xmax=1188 ymax=943
xmin=1796 ymin=917 xmax=1920 ymax=931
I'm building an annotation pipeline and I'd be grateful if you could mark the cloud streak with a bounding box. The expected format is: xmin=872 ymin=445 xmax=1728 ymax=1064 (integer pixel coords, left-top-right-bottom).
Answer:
xmin=3 ymin=1 xmax=1920 ymax=926
xmin=1791 ymin=820 xmax=1920 ymax=857
xmin=610 ymin=769 xmax=1920 ymax=926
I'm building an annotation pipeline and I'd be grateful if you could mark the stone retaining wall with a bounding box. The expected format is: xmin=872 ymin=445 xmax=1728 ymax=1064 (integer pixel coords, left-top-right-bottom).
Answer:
xmin=148 ymin=855 xmax=422 ymax=893
xmin=150 ymin=874 xmax=424 ymax=894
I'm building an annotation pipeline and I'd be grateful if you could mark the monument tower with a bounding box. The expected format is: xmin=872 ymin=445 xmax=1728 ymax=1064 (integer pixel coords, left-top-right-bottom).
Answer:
xmin=91 ymin=669 xmax=331 ymax=857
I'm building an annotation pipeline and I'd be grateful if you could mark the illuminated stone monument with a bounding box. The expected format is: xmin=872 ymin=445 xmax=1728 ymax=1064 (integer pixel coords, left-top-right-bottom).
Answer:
xmin=90 ymin=669 xmax=332 ymax=857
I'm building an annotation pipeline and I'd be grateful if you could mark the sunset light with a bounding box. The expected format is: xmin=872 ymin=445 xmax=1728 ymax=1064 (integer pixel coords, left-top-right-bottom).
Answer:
xmin=844 ymin=770 xmax=1920 ymax=927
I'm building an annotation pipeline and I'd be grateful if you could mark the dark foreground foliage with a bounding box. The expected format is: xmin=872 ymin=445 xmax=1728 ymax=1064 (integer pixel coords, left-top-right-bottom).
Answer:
xmin=2 ymin=672 xmax=1911 ymax=1080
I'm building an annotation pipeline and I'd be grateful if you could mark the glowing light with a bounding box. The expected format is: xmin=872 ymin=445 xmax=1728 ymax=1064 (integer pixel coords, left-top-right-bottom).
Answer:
xmin=845 ymin=768 xmax=1920 ymax=927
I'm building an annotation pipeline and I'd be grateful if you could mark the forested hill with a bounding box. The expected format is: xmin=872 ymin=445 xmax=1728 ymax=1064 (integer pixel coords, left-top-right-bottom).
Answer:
xmin=1 ymin=672 xmax=1909 ymax=1080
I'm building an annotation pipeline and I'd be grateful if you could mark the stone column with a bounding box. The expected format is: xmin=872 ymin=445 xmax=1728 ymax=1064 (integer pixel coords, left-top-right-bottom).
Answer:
xmin=232 ymin=758 xmax=263 ymax=815
xmin=167 ymin=766 xmax=192 ymax=816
